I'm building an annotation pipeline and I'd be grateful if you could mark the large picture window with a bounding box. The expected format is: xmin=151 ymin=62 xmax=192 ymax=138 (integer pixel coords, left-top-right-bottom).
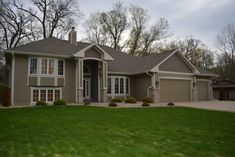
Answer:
xmin=41 ymin=59 xmax=48 ymax=74
xmin=32 ymin=88 xmax=61 ymax=103
xmin=48 ymin=59 xmax=54 ymax=74
xmin=30 ymin=58 xmax=37 ymax=74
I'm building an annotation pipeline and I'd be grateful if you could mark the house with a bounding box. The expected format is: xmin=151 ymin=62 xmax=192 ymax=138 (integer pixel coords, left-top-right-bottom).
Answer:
xmin=213 ymin=80 xmax=235 ymax=100
xmin=4 ymin=28 xmax=216 ymax=105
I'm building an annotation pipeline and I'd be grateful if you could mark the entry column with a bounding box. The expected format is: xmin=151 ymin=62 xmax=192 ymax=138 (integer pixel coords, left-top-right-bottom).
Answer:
xmin=76 ymin=58 xmax=83 ymax=103
xmin=101 ymin=61 xmax=108 ymax=102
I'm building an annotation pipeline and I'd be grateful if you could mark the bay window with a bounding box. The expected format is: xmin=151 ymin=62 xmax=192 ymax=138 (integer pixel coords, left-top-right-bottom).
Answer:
xmin=48 ymin=59 xmax=54 ymax=74
xmin=58 ymin=60 xmax=64 ymax=75
xmin=30 ymin=58 xmax=37 ymax=74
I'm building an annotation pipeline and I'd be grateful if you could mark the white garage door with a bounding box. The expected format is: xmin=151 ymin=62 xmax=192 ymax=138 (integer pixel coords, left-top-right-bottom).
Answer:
xmin=160 ymin=79 xmax=191 ymax=102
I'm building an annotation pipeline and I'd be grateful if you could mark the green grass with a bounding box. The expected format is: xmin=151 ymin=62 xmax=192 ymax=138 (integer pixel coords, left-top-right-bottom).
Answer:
xmin=0 ymin=106 xmax=235 ymax=157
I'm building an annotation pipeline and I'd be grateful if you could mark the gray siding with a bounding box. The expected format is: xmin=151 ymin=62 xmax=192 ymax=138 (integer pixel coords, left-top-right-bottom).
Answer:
xmin=159 ymin=53 xmax=192 ymax=73
xmin=85 ymin=48 xmax=101 ymax=59
xmin=130 ymin=74 xmax=151 ymax=100
xmin=57 ymin=78 xmax=64 ymax=87
xmin=40 ymin=77 xmax=55 ymax=86
xmin=28 ymin=77 xmax=37 ymax=86
xmin=62 ymin=59 xmax=76 ymax=103
xmin=14 ymin=55 xmax=30 ymax=105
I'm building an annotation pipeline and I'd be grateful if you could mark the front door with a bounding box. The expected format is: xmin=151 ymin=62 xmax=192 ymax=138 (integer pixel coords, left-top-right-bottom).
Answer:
xmin=83 ymin=78 xmax=91 ymax=100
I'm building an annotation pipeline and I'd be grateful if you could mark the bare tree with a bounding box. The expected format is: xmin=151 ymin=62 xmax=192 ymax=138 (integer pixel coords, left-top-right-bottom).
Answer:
xmin=216 ymin=23 xmax=235 ymax=82
xmin=13 ymin=0 xmax=80 ymax=39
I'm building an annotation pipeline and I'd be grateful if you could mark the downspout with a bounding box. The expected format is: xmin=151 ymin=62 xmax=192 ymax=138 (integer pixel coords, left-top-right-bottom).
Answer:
xmin=146 ymin=71 xmax=153 ymax=97
xmin=11 ymin=51 xmax=15 ymax=105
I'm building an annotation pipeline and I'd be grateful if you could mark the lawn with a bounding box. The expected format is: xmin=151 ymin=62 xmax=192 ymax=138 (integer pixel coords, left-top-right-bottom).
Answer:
xmin=0 ymin=106 xmax=235 ymax=157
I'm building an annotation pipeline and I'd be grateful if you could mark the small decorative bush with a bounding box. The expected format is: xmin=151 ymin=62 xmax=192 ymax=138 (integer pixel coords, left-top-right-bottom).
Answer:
xmin=2 ymin=87 xmax=11 ymax=107
xmin=84 ymin=102 xmax=90 ymax=105
xmin=142 ymin=102 xmax=150 ymax=107
xmin=36 ymin=101 xmax=47 ymax=106
xmin=111 ymin=98 xmax=123 ymax=102
xmin=142 ymin=97 xmax=154 ymax=103
xmin=125 ymin=97 xmax=137 ymax=104
xmin=53 ymin=99 xmax=66 ymax=106
xmin=167 ymin=102 xmax=175 ymax=106
xmin=109 ymin=102 xmax=117 ymax=107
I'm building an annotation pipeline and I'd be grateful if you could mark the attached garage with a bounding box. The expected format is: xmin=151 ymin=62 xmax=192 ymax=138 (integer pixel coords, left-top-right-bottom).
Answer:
xmin=160 ymin=79 xmax=191 ymax=102
xmin=197 ymin=81 xmax=209 ymax=101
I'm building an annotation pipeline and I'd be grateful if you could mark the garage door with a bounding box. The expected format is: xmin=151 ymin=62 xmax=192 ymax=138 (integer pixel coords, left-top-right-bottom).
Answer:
xmin=160 ymin=79 xmax=191 ymax=102
xmin=197 ymin=81 xmax=209 ymax=101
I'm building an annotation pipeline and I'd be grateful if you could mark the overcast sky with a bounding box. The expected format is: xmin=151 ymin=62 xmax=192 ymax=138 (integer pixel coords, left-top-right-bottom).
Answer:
xmin=77 ymin=0 xmax=235 ymax=51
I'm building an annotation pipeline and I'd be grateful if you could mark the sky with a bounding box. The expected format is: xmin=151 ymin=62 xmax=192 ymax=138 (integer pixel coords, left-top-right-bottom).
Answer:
xmin=76 ymin=0 xmax=235 ymax=51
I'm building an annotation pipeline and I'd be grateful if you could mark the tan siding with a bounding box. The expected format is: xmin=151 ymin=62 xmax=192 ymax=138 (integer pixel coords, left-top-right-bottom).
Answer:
xmin=14 ymin=55 xmax=30 ymax=105
xmin=85 ymin=47 xmax=101 ymax=59
xmin=160 ymin=79 xmax=191 ymax=102
xmin=57 ymin=78 xmax=64 ymax=87
xmin=130 ymin=74 xmax=151 ymax=100
xmin=62 ymin=59 xmax=76 ymax=103
xmin=28 ymin=77 xmax=37 ymax=86
xmin=40 ymin=77 xmax=55 ymax=86
xmin=197 ymin=81 xmax=209 ymax=101
xmin=159 ymin=53 xmax=192 ymax=73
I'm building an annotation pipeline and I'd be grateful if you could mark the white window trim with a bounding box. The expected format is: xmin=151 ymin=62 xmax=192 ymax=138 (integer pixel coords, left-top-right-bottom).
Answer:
xmin=30 ymin=87 xmax=62 ymax=105
xmin=28 ymin=57 xmax=65 ymax=77
xmin=107 ymin=76 xmax=130 ymax=98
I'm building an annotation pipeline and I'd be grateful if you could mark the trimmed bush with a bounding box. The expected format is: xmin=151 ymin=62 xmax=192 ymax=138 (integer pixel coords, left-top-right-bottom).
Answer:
xmin=2 ymin=87 xmax=11 ymax=107
xmin=111 ymin=98 xmax=123 ymax=102
xmin=84 ymin=102 xmax=90 ymax=105
xmin=167 ymin=102 xmax=175 ymax=106
xmin=53 ymin=99 xmax=66 ymax=106
xmin=109 ymin=102 xmax=117 ymax=107
xmin=142 ymin=97 xmax=154 ymax=103
xmin=142 ymin=102 xmax=150 ymax=107
xmin=36 ymin=101 xmax=47 ymax=106
xmin=125 ymin=97 xmax=137 ymax=104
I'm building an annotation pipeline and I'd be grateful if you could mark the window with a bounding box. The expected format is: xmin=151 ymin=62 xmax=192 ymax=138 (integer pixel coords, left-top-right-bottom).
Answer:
xmin=58 ymin=60 xmax=64 ymax=75
xmin=48 ymin=59 xmax=54 ymax=74
xmin=126 ymin=78 xmax=129 ymax=94
xmin=40 ymin=90 xmax=46 ymax=101
xmin=30 ymin=58 xmax=37 ymax=74
xmin=120 ymin=78 xmax=124 ymax=94
xmin=41 ymin=59 xmax=47 ymax=74
xmin=47 ymin=90 xmax=53 ymax=102
xmin=115 ymin=78 xmax=119 ymax=94
xmin=33 ymin=90 xmax=39 ymax=102
xmin=107 ymin=78 xmax=111 ymax=94
xmin=55 ymin=90 xmax=60 ymax=100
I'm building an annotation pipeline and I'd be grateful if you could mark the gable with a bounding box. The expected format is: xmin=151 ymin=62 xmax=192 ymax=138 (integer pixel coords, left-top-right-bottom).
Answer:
xmin=159 ymin=53 xmax=193 ymax=73
xmin=84 ymin=47 xmax=101 ymax=59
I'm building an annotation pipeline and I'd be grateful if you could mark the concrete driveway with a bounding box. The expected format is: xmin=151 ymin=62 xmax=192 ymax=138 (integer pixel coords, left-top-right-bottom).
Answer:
xmin=175 ymin=101 xmax=235 ymax=113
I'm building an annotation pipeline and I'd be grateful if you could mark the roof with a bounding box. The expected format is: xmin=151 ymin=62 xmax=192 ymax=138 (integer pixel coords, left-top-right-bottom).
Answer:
xmin=4 ymin=37 xmax=215 ymax=76
xmin=213 ymin=81 xmax=235 ymax=88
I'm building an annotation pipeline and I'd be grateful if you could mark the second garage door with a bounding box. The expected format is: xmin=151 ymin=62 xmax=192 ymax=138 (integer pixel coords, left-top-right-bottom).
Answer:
xmin=160 ymin=79 xmax=191 ymax=102
xmin=197 ymin=81 xmax=209 ymax=101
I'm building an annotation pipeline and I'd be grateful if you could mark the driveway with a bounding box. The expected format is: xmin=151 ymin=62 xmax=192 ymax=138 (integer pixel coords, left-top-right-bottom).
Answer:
xmin=175 ymin=101 xmax=235 ymax=113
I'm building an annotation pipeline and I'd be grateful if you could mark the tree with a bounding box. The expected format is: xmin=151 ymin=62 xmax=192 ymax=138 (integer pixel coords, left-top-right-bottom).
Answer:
xmin=13 ymin=0 xmax=80 ymax=39
xmin=83 ymin=3 xmax=169 ymax=55
xmin=162 ymin=36 xmax=214 ymax=69
xmin=216 ymin=23 xmax=235 ymax=82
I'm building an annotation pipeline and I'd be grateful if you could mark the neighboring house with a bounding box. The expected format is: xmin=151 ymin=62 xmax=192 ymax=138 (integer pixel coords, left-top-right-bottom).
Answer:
xmin=213 ymin=81 xmax=235 ymax=100
xmin=4 ymin=28 xmax=217 ymax=105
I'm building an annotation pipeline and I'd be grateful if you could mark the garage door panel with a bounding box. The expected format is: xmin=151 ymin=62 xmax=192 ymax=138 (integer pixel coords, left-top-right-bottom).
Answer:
xmin=197 ymin=81 xmax=209 ymax=101
xmin=160 ymin=79 xmax=191 ymax=102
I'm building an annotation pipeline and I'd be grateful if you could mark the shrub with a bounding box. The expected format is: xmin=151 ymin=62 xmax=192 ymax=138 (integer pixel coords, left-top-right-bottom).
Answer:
xmin=36 ymin=101 xmax=47 ymax=106
xmin=53 ymin=99 xmax=66 ymax=106
xmin=125 ymin=97 xmax=137 ymax=104
xmin=142 ymin=102 xmax=150 ymax=107
xmin=167 ymin=102 xmax=175 ymax=106
xmin=111 ymin=98 xmax=123 ymax=102
xmin=109 ymin=102 xmax=117 ymax=107
xmin=84 ymin=102 xmax=90 ymax=105
xmin=2 ymin=87 xmax=11 ymax=107
xmin=142 ymin=97 xmax=154 ymax=103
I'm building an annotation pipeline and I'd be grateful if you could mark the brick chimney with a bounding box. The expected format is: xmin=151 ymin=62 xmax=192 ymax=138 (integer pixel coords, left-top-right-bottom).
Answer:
xmin=68 ymin=27 xmax=77 ymax=46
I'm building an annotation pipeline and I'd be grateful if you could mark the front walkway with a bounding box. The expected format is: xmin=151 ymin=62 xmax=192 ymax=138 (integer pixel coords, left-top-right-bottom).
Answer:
xmin=175 ymin=100 xmax=235 ymax=113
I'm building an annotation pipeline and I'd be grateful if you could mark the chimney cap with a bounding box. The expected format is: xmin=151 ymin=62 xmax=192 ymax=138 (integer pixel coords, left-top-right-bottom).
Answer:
xmin=72 ymin=27 xmax=75 ymax=31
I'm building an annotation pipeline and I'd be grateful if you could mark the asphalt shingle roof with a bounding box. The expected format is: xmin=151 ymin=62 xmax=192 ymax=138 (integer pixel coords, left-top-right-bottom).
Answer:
xmin=6 ymin=37 xmax=213 ymax=76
